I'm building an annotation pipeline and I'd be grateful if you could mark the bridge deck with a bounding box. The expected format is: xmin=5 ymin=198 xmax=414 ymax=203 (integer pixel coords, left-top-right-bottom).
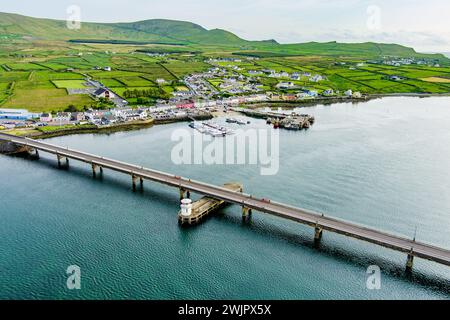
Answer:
xmin=1 ymin=132 xmax=449 ymax=267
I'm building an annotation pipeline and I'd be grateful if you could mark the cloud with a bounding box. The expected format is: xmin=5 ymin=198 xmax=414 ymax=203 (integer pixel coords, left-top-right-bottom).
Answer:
xmin=2 ymin=0 xmax=449 ymax=52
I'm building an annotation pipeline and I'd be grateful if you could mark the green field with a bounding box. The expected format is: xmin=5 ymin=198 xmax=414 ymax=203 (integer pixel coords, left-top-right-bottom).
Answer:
xmin=0 ymin=15 xmax=449 ymax=113
xmin=52 ymin=80 xmax=88 ymax=89
xmin=2 ymin=88 xmax=94 ymax=112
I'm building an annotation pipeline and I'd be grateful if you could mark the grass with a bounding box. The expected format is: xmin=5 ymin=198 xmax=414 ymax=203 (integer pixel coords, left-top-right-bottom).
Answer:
xmin=2 ymin=88 xmax=94 ymax=112
xmin=0 ymin=38 xmax=449 ymax=112
xmin=37 ymin=124 xmax=96 ymax=133
xmin=52 ymin=80 xmax=88 ymax=89
xmin=421 ymin=77 xmax=450 ymax=83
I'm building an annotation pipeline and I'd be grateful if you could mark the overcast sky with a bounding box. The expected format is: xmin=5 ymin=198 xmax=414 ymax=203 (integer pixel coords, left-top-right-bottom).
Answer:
xmin=3 ymin=0 xmax=450 ymax=52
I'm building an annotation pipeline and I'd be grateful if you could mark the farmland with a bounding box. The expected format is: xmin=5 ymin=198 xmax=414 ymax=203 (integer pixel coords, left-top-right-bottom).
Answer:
xmin=0 ymin=37 xmax=449 ymax=113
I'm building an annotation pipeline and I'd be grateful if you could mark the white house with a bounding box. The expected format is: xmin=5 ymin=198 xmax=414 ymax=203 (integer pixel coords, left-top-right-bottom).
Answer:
xmin=54 ymin=112 xmax=72 ymax=123
xmin=310 ymin=75 xmax=324 ymax=82
xmin=276 ymin=82 xmax=295 ymax=89
xmin=94 ymin=88 xmax=116 ymax=99
xmin=344 ymin=90 xmax=353 ymax=97
xmin=40 ymin=113 xmax=52 ymax=122
xmin=156 ymin=78 xmax=166 ymax=85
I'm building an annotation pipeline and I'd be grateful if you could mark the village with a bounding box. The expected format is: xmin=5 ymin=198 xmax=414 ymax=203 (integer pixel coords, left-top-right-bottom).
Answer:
xmin=0 ymin=59 xmax=371 ymax=132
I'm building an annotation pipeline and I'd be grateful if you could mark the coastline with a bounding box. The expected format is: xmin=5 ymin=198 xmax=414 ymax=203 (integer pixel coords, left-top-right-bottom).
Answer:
xmin=1 ymin=113 xmax=214 ymax=140
xmin=241 ymin=92 xmax=450 ymax=110
xmin=2 ymin=93 xmax=449 ymax=140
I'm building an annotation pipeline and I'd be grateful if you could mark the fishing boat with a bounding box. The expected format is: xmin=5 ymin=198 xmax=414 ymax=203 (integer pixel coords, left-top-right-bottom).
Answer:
xmin=226 ymin=118 xmax=237 ymax=123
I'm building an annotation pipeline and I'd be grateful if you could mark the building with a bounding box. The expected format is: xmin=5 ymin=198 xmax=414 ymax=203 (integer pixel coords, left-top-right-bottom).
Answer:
xmin=55 ymin=112 xmax=72 ymax=123
xmin=389 ymin=75 xmax=403 ymax=81
xmin=176 ymin=101 xmax=195 ymax=109
xmin=40 ymin=113 xmax=52 ymax=122
xmin=94 ymin=88 xmax=115 ymax=99
xmin=276 ymin=82 xmax=296 ymax=89
xmin=156 ymin=78 xmax=166 ymax=85
xmin=0 ymin=109 xmax=35 ymax=120
xmin=71 ymin=112 xmax=85 ymax=122
xmin=104 ymin=66 xmax=112 ymax=71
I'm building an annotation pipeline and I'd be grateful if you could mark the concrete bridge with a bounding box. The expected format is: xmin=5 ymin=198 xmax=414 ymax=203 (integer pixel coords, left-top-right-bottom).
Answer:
xmin=1 ymin=132 xmax=450 ymax=271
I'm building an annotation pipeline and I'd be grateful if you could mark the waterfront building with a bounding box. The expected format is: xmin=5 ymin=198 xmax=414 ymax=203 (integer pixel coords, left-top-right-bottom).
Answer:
xmin=0 ymin=109 xmax=36 ymax=120
xmin=40 ymin=113 xmax=52 ymax=122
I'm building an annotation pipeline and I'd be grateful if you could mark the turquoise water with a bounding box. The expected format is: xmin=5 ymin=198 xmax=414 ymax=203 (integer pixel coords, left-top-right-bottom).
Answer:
xmin=0 ymin=96 xmax=449 ymax=299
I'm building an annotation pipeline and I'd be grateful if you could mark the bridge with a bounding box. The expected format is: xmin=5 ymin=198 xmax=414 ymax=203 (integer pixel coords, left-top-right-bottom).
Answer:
xmin=1 ymin=132 xmax=450 ymax=271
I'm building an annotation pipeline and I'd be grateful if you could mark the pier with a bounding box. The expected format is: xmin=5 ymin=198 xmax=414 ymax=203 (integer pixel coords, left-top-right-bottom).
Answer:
xmin=179 ymin=183 xmax=243 ymax=226
xmin=1 ymin=132 xmax=450 ymax=271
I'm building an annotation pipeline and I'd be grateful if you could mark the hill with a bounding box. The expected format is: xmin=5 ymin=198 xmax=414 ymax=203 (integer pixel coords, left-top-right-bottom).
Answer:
xmin=0 ymin=12 xmax=248 ymax=46
xmin=0 ymin=12 xmax=448 ymax=62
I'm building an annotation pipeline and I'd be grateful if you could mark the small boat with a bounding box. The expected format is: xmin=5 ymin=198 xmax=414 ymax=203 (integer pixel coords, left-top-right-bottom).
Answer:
xmin=208 ymin=129 xmax=226 ymax=137
xmin=236 ymin=119 xmax=247 ymax=125
xmin=226 ymin=118 xmax=237 ymax=123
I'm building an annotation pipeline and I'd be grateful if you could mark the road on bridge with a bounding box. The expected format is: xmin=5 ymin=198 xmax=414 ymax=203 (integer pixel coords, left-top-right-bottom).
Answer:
xmin=1 ymin=132 xmax=449 ymax=268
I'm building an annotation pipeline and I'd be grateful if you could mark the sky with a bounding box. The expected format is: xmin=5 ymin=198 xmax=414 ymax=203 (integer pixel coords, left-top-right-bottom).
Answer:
xmin=2 ymin=0 xmax=450 ymax=52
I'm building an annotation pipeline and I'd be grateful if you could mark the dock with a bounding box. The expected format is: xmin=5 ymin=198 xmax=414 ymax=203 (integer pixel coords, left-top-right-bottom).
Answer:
xmin=1 ymin=132 xmax=450 ymax=271
xmin=237 ymin=108 xmax=315 ymax=130
xmin=178 ymin=183 xmax=243 ymax=225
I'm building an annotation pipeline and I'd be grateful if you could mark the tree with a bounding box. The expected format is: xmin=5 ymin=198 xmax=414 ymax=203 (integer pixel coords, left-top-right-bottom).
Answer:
xmin=64 ymin=105 xmax=78 ymax=112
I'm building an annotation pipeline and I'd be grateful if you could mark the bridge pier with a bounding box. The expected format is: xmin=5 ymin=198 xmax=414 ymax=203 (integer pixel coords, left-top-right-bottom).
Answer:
xmin=92 ymin=164 xmax=97 ymax=177
xmin=33 ymin=149 xmax=40 ymax=159
xmin=406 ymin=251 xmax=414 ymax=272
xmin=180 ymin=188 xmax=190 ymax=201
xmin=242 ymin=206 xmax=252 ymax=222
xmin=132 ymin=175 xmax=137 ymax=191
xmin=314 ymin=225 xmax=323 ymax=242
xmin=57 ymin=154 xmax=69 ymax=168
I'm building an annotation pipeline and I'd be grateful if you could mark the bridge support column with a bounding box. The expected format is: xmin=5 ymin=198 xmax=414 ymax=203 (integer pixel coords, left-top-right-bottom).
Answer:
xmin=406 ymin=251 xmax=414 ymax=272
xmin=180 ymin=188 xmax=190 ymax=200
xmin=92 ymin=164 xmax=97 ymax=177
xmin=314 ymin=225 xmax=323 ymax=242
xmin=132 ymin=175 xmax=137 ymax=191
xmin=34 ymin=149 xmax=40 ymax=159
xmin=99 ymin=166 xmax=103 ymax=174
xmin=242 ymin=207 xmax=252 ymax=222
xmin=140 ymin=177 xmax=144 ymax=188
xmin=57 ymin=155 xmax=62 ymax=167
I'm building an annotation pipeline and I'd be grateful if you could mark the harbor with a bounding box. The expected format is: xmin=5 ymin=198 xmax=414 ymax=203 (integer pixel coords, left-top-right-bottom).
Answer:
xmin=189 ymin=120 xmax=237 ymax=137
xmin=236 ymin=108 xmax=315 ymax=130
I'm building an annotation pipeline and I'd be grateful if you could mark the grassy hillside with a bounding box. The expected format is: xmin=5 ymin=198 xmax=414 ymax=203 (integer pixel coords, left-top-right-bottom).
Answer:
xmin=0 ymin=12 xmax=248 ymax=46
xmin=0 ymin=12 xmax=448 ymax=62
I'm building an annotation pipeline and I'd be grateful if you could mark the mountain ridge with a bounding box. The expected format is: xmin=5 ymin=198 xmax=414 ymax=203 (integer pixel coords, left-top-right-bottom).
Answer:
xmin=0 ymin=12 xmax=447 ymax=61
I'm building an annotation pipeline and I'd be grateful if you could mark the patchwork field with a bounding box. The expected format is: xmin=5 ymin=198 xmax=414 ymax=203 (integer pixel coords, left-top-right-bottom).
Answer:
xmin=2 ymin=88 xmax=94 ymax=112
xmin=421 ymin=77 xmax=450 ymax=83
xmin=52 ymin=80 xmax=88 ymax=89
xmin=0 ymin=40 xmax=449 ymax=113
